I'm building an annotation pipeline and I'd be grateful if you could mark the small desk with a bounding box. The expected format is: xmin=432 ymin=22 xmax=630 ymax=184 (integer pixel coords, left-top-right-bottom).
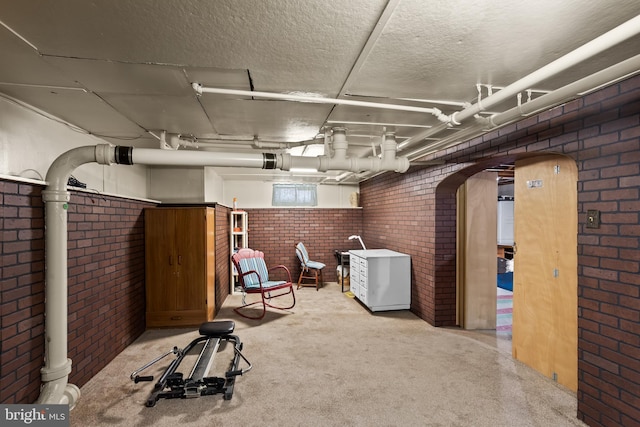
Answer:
xmin=334 ymin=250 xmax=350 ymax=292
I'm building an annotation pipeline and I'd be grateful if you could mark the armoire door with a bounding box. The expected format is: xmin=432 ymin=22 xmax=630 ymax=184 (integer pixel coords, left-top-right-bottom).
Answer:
xmin=145 ymin=208 xmax=177 ymax=313
xmin=513 ymin=155 xmax=578 ymax=391
xmin=174 ymin=208 xmax=207 ymax=312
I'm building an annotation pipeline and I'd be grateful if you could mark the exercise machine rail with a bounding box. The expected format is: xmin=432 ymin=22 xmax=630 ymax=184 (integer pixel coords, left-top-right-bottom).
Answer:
xmin=130 ymin=321 xmax=252 ymax=407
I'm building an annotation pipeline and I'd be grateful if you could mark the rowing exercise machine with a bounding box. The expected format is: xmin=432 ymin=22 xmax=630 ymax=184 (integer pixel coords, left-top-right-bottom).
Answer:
xmin=130 ymin=320 xmax=252 ymax=407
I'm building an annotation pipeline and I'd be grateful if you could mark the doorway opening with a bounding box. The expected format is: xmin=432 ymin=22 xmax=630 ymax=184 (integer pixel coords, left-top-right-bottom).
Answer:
xmin=493 ymin=163 xmax=515 ymax=338
xmin=454 ymin=154 xmax=578 ymax=391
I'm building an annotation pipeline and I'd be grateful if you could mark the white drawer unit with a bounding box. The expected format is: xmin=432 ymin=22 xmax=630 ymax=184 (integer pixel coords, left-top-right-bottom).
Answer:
xmin=350 ymin=258 xmax=360 ymax=295
xmin=348 ymin=249 xmax=411 ymax=312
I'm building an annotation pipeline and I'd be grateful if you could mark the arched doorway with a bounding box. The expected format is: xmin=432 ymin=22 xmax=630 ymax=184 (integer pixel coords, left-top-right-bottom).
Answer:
xmin=451 ymin=153 xmax=578 ymax=392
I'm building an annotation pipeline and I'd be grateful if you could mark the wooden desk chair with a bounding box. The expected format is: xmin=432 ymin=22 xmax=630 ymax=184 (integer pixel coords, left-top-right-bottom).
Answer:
xmin=295 ymin=242 xmax=325 ymax=291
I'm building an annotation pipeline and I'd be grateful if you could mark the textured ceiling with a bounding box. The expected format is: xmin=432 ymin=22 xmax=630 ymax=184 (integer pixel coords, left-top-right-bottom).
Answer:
xmin=1 ymin=0 xmax=639 ymax=184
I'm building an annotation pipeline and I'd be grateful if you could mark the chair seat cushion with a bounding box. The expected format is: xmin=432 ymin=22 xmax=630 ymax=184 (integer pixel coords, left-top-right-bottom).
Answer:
xmin=306 ymin=260 xmax=325 ymax=269
xmin=245 ymin=280 xmax=288 ymax=290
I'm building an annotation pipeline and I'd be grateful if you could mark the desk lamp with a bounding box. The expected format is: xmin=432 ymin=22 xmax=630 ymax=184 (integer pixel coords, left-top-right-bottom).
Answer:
xmin=348 ymin=235 xmax=367 ymax=250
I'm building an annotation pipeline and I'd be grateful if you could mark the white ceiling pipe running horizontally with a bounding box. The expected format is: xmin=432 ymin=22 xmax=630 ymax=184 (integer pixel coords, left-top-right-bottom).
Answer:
xmin=133 ymin=128 xmax=410 ymax=173
xmin=398 ymin=13 xmax=640 ymax=153
xmin=192 ymin=84 xmax=451 ymax=123
xmin=129 ymin=143 xmax=409 ymax=173
xmin=405 ymin=52 xmax=640 ymax=161
xmin=486 ymin=55 xmax=640 ymax=128
xmin=450 ymin=14 xmax=640 ymax=126
xmin=152 ymin=131 xmax=313 ymax=151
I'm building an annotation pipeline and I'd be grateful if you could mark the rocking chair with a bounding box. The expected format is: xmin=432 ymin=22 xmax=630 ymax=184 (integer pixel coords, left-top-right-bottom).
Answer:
xmin=231 ymin=248 xmax=296 ymax=320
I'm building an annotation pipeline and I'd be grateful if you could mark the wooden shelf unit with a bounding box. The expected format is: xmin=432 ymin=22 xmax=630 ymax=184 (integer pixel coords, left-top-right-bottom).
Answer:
xmin=230 ymin=210 xmax=248 ymax=295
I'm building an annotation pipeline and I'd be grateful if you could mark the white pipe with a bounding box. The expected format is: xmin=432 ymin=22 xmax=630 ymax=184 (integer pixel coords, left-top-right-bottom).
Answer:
xmin=192 ymin=83 xmax=449 ymax=120
xmin=131 ymin=149 xmax=268 ymax=168
xmin=331 ymin=128 xmax=348 ymax=160
xmin=397 ymin=121 xmax=453 ymax=151
xmin=38 ymin=146 xmax=116 ymax=407
xmin=133 ymin=131 xmax=410 ymax=173
xmin=154 ymin=131 xmax=314 ymax=151
xmin=381 ymin=131 xmax=397 ymax=161
xmin=252 ymin=140 xmax=297 ymax=149
xmin=403 ymin=119 xmax=489 ymax=160
xmin=323 ymin=132 xmax=332 ymax=158
xmin=406 ymin=53 xmax=640 ymax=160
xmin=487 ymin=53 xmax=640 ymax=129
xmin=399 ymin=14 xmax=640 ymax=152
xmin=451 ymin=14 xmax=640 ymax=125
xmin=168 ymin=133 xmax=181 ymax=150
xmin=280 ymin=151 xmax=410 ymax=174
xmin=183 ymin=137 xmax=301 ymax=150
xmin=180 ymin=142 xmax=265 ymax=151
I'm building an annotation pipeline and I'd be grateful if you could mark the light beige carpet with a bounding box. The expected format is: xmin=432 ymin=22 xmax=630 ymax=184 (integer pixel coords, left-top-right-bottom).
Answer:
xmin=70 ymin=282 xmax=586 ymax=427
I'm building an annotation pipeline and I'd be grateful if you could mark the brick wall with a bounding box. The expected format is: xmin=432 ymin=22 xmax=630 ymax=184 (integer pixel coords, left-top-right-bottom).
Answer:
xmin=573 ymin=78 xmax=640 ymax=427
xmin=1 ymin=181 xmax=46 ymax=403
xmin=244 ymin=208 xmax=363 ymax=283
xmin=66 ymin=191 xmax=151 ymax=387
xmin=360 ymin=75 xmax=640 ymax=426
xmin=0 ymin=180 xmax=152 ymax=403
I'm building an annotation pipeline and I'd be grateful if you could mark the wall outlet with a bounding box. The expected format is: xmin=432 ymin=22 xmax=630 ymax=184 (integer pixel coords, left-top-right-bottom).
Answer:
xmin=586 ymin=210 xmax=600 ymax=229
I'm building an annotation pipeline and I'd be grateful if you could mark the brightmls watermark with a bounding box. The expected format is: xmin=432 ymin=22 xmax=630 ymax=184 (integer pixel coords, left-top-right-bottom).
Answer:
xmin=1 ymin=405 xmax=69 ymax=426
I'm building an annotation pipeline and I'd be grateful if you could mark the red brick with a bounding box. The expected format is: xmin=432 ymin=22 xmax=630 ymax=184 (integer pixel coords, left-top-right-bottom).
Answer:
xmin=602 ymin=188 xmax=639 ymax=201
xmin=601 ymin=163 xmax=640 ymax=179
xmin=600 ymin=258 xmax=639 ymax=273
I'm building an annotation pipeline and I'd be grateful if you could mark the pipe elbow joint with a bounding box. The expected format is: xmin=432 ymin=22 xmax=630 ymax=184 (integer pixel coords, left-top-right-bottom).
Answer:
xmin=395 ymin=157 xmax=411 ymax=173
xmin=450 ymin=112 xmax=462 ymax=126
xmin=95 ymin=144 xmax=115 ymax=165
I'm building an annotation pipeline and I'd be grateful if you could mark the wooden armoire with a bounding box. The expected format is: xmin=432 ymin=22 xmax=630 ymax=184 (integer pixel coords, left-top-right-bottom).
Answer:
xmin=144 ymin=207 xmax=215 ymax=327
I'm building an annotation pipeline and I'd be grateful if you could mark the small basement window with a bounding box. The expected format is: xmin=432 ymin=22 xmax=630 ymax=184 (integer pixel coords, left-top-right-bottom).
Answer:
xmin=272 ymin=183 xmax=317 ymax=207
